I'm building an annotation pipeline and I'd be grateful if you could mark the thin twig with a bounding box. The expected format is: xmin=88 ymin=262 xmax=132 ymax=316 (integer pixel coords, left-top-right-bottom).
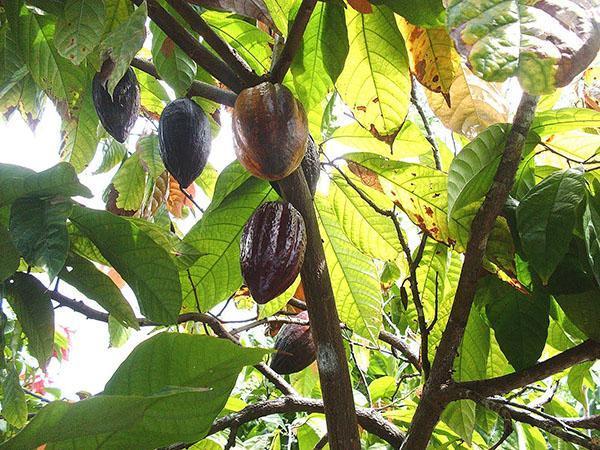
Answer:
xmin=410 ymin=79 xmax=442 ymax=171
xmin=348 ymin=335 xmax=372 ymax=407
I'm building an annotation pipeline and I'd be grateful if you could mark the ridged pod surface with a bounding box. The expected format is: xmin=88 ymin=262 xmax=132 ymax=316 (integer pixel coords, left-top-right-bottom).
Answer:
xmin=158 ymin=98 xmax=211 ymax=189
xmin=270 ymin=311 xmax=316 ymax=374
xmin=272 ymin=136 xmax=320 ymax=198
xmin=92 ymin=67 xmax=140 ymax=143
xmin=233 ymin=82 xmax=308 ymax=181
xmin=240 ymin=201 xmax=307 ymax=304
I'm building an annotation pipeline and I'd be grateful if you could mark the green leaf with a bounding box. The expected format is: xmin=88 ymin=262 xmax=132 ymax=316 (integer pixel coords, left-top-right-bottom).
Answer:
xmin=54 ymin=0 xmax=106 ymax=65
xmin=2 ymin=364 xmax=28 ymax=428
xmin=330 ymin=174 xmax=400 ymax=261
xmin=480 ymin=277 xmax=550 ymax=371
xmin=0 ymin=224 xmax=20 ymax=283
xmin=94 ymin=139 xmax=127 ymax=174
xmin=583 ymin=195 xmax=600 ymax=287
xmin=291 ymin=2 xmax=346 ymax=110
xmin=108 ymin=315 xmax=131 ymax=348
xmin=0 ymin=162 xmax=91 ymax=208
xmin=205 ymin=161 xmax=253 ymax=212
xmin=182 ymin=177 xmax=275 ymax=311
xmin=134 ymin=67 xmax=169 ymax=117
xmin=9 ymin=197 xmax=71 ymax=281
xmin=446 ymin=0 xmax=600 ymax=94
xmin=9 ymin=3 xmax=86 ymax=102
xmin=195 ymin=163 xmax=219 ymax=200
xmin=517 ymin=169 xmax=586 ymax=283
xmin=112 ymin=152 xmax=147 ymax=211
xmin=262 ymin=0 xmax=295 ymax=36
xmin=59 ymin=253 xmax=138 ymax=329
xmin=137 ymin=134 xmax=165 ymax=179
xmin=315 ymin=195 xmax=383 ymax=342
xmin=103 ymin=0 xmax=133 ymax=37
xmin=2 ymin=334 xmax=268 ymax=449
xmin=336 ymin=5 xmax=411 ymax=135
xmin=69 ymin=206 xmax=182 ymax=324
xmin=442 ymin=310 xmax=489 ymax=444
xmin=150 ymin=22 xmax=197 ymax=97
xmin=204 ymin=11 xmax=273 ymax=76
xmin=567 ymin=362 xmax=592 ymax=408
xmin=98 ymin=1 xmax=147 ymax=95
xmin=60 ymin=81 xmax=100 ymax=172
xmin=554 ymin=290 xmax=600 ymax=341
xmin=3 ymin=272 xmax=55 ymax=368
xmin=373 ymin=0 xmax=445 ymax=28
xmin=530 ymin=108 xmax=600 ymax=138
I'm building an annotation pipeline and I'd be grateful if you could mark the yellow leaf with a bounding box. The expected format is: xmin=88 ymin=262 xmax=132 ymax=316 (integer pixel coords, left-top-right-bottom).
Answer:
xmin=426 ymin=66 xmax=509 ymax=138
xmin=397 ymin=18 xmax=460 ymax=100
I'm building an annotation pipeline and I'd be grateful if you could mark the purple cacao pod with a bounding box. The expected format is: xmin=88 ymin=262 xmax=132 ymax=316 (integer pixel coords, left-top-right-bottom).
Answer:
xmin=270 ymin=311 xmax=316 ymax=374
xmin=240 ymin=201 xmax=307 ymax=304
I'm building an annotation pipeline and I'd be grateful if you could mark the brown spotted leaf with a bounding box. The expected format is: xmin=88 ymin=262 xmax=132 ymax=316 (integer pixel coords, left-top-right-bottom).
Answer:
xmin=347 ymin=0 xmax=372 ymax=14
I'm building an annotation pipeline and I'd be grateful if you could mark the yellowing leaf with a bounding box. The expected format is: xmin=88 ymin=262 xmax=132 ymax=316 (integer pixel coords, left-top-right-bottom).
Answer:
xmin=426 ymin=66 xmax=509 ymax=138
xmin=397 ymin=18 xmax=460 ymax=99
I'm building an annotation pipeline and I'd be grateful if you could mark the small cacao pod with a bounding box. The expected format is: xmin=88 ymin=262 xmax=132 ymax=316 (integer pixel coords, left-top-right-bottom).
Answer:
xmin=232 ymin=82 xmax=308 ymax=181
xmin=240 ymin=201 xmax=307 ymax=304
xmin=272 ymin=136 xmax=320 ymax=198
xmin=92 ymin=67 xmax=140 ymax=143
xmin=159 ymin=98 xmax=211 ymax=189
xmin=270 ymin=311 xmax=316 ymax=375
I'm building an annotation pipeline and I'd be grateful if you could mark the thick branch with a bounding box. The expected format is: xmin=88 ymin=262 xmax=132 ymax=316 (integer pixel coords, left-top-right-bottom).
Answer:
xmin=270 ymin=0 xmax=318 ymax=83
xmin=208 ymin=396 xmax=404 ymax=448
xmin=379 ymin=330 xmax=421 ymax=371
xmin=132 ymin=0 xmax=244 ymax=92
xmin=164 ymin=0 xmax=262 ymax=85
xmin=401 ymin=92 xmax=540 ymax=449
xmin=278 ymin=169 xmax=361 ymax=449
xmin=459 ymin=392 xmax=600 ymax=449
xmin=453 ymin=340 xmax=600 ymax=397
xmin=50 ymin=290 xmax=297 ymax=397
xmin=131 ymin=57 xmax=237 ymax=107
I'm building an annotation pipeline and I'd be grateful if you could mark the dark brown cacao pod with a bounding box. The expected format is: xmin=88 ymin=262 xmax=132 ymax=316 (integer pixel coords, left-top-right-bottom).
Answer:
xmin=240 ymin=201 xmax=307 ymax=304
xmin=158 ymin=98 xmax=211 ymax=189
xmin=232 ymin=82 xmax=308 ymax=181
xmin=270 ymin=311 xmax=316 ymax=374
xmin=272 ymin=136 xmax=320 ymax=198
xmin=92 ymin=67 xmax=140 ymax=143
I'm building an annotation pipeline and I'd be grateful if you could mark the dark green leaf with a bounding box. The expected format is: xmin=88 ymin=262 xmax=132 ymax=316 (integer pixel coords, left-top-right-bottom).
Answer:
xmin=3 ymin=272 xmax=55 ymax=368
xmin=1 ymin=364 xmax=28 ymax=428
xmin=0 ymin=162 xmax=91 ymax=208
xmin=9 ymin=197 xmax=71 ymax=281
xmin=0 ymin=224 xmax=20 ymax=283
xmin=59 ymin=253 xmax=138 ymax=329
xmin=583 ymin=194 xmax=600 ymax=287
xmin=69 ymin=206 xmax=182 ymax=324
xmin=54 ymin=0 xmax=105 ymax=64
xmin=554 ymin=290 xmax=600 ymax=341
xmin=373 ymin=0 xmax=445 ymax=28
xmin=517 ymin=169 xmax=586 ymax=283
xmin=481 ymin=277 xmax=550 ymax=371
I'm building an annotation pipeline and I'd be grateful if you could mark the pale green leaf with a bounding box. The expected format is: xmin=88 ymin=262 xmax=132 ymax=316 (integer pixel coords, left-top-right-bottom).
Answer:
xmin=262 ymin=0 xmax=295 ymax=36
xmin=112 ymin=152 xmax=146 ymax=211
xmin=93 ymin=139 xmax=127 ymax=174
xmin=1 ymin=365 xmax=28 ymax=428
xmin=315 ymin=195 xmax=383 ymax=342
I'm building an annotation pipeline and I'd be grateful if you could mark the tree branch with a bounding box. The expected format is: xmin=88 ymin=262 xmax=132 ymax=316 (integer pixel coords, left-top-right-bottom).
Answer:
xmin=131 ymin=0 xmax=245 ymax=92
xmin=207 ymin=396 xmax=404 ymax=448
xmin=270 ymin=0 xmax=318 ymax=83
xmin=458 ymin=391 xmax=600 ymax=449
xmin=49 ymin=290 xmax=297 ymax=397
xmin=452 ymin=340 xmax=600 ymax=397
xmin=131 ymin=58 xmax=237 ymax=107
xmin=379 ymin=330 xmax=421 ymax=372
xmin=401 ymin=92 xmax=540 ymax=449
xmin=410 ymin=79 xmax=442 ymax=171
xmin=277 ymin=169 xmax=361 ymax=449
xmin=164 ymin=0 xmax=262 ymax=85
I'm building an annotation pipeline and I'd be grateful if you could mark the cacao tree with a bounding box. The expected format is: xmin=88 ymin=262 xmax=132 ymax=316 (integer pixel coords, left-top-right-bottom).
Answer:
xmin=0 ymin=0 xmax=599 ymax=449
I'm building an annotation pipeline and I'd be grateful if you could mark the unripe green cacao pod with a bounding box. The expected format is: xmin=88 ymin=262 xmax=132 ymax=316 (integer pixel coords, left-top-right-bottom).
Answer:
xmin=232 ymin=82 xmax=308 ymax=181
xmin=240 ymin=201 xmax=307 ymax=304
xmin=270 ymin=311 xmax=316 ymax=374
xmin=92 ymin=67 xmax=140 ymax=143
xmin=158 ymin=98 xmax=211 ymax=189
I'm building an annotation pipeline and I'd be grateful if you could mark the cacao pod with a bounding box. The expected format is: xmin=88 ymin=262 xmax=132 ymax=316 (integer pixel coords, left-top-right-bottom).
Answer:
xmin=232 ymin=82 xmax=308 ymax=181
xmin=240 ymin=201 xmax=307 ymax=304
xmin=272 ymin=136 xmax=320 ymax=198
xmin=270 ymin=311 xmax=316 ymax=374
xmin=92 ymin=67 xmax=140 ymax=143
xmin=158 ymin=98 xmax=211 ymax=189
